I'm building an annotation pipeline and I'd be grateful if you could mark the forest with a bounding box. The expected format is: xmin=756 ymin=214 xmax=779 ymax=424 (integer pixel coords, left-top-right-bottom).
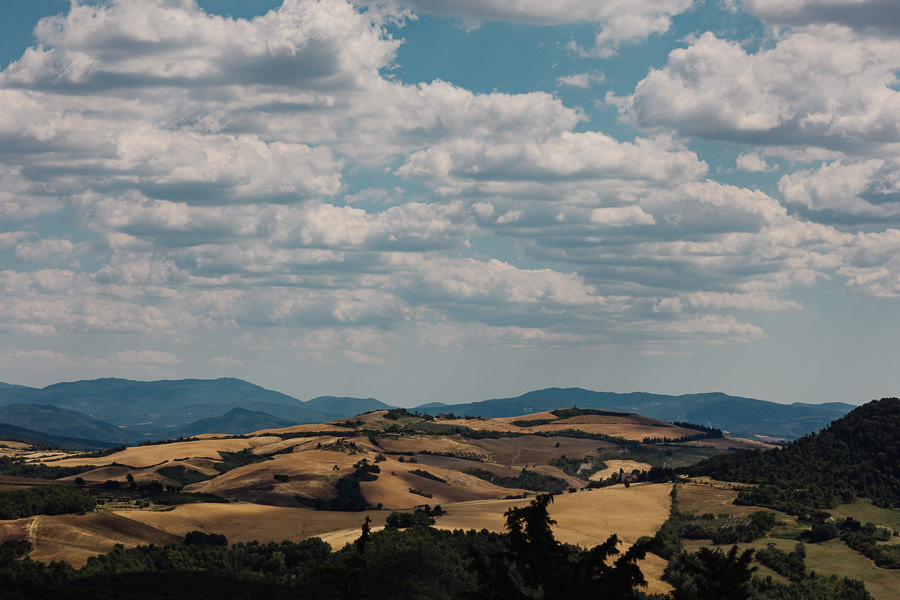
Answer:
xmin=0 ymin=491 xmax=878 ymax=600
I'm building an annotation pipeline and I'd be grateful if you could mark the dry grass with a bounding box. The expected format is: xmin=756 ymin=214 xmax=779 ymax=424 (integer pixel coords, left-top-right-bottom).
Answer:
xmin=185 ymin=449 xmax=359 ymax=502
xmin=0 ymin=475 xmax=67 ymax=491
xmin=468 ymin=436 xmax=616 ymax=468
xmin=677 ymin=481 xmax=761 ymax=517
xmin=0 ymin=512 xmax=181 ymax=568
xmin=360 ymin=457 xmax=520 ymax=508
xmin=442 ymin=412 xmax=702 ymax=441
xmin=41 ymin=438 xmax=266 ymax=469
xmin=377 ymin=436 xmax=489 ymax=459
xmin=590 ymin=460 xmax=653 ymax=482
xmin=250 ymin=423 xmax=355 ymax=436
xmin=117 ymin=503 xmax=385 ymax=549
xmin=434 ymin=483 xmax=672 ymax=548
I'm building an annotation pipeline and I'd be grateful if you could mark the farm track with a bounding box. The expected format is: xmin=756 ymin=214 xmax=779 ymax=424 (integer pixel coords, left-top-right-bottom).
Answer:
xmin=25 ymin=515 xmax=40 ymax=547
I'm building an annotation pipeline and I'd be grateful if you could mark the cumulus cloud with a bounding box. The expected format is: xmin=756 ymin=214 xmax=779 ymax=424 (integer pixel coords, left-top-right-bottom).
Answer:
xmin=742 ymin=0 xmax=900 ymax=32
xmin=396 ymin=132 xmax=707 ymax=197
xmin=4 ymin=0 xmax=900 ymax=375
xmin=383 ymin=0 xmax=695 ymax=56
xmin=735 ymin=152 xmax=775 ymax=172
xmin=556 ymin=71 xmax=605 ymax=89
xmin=617 ymin=27 xmax=900 ymax=152
xmin=778 ymin=159 xmax=900 ymax=223
xmin=15 ymin=238 xmax=88 ymax=265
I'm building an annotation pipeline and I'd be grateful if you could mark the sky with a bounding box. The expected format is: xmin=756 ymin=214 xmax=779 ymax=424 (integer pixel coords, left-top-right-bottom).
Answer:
xmin=0 ymin=0 xmax=899 ymax=407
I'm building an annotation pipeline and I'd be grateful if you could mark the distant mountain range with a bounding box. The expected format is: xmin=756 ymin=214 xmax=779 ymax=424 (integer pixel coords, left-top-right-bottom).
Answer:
xmin=0 ymin=378 xmax=392 ymax=446
xmin=0 ymin=378 xmax=857 ymax=449
xmin=413 ymin=388 xmax=855 ymax=441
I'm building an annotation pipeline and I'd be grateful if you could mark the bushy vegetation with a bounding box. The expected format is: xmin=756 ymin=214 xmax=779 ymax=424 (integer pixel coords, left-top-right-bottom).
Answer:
xmin=408 ymin=469 xmax=445 ymax=483
xmin=681 ymin=511 xmax=778 ymax=545
xmin=0 ymin=456 xmax=93 ymax=480
xmin=831 ymin=517 xmax=900 ymax=569
xmin=755 ymin=543 xmax=807 ymax=582
xmin=464 ymin=467 xmax=570 ymax=494
xmin=313 ymin=459 xmax=380 ymax=511
xmin=213 ymin=449 xmax=272 ymax=474
xmin=551 ymin=408 xmax=634 ymax=418
xmin=685 ymin=398 xmax=900 ymax=511
xmin=548 ymin=454 xmax=606 ymax=479
xmin=671 ymin=422 xmax=724 ymax=438
xmin=384 ymin=505 xmax=442 ymax=529
xmin=156 ymin=465 xmax=213 ymax=486
xmin=0 ymin=488 xmax=881 ymax=600
xmin=0 ymin=485 xmax=96 ymax=519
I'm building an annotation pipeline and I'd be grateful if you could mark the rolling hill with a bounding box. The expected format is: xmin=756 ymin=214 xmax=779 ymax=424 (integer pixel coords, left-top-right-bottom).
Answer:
xmin=0 ymin=378 xmax=855 ymax=445
xmin=415 ymin=388 xmax=855 ymax=440
xmin=0 ymin=378 xmax=392 ymax=442
xmin=0 ymin=404 xmax=132 ymax=445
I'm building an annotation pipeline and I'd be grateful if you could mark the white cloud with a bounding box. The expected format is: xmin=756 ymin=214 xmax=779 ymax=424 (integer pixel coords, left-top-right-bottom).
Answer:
xmin=742 ymin=0 xmax=900 ymax=32
xmin=0 ymin=231 xmax=31 ymax=250
xmin=109 ymin=350 xmax=180 ymax=364
xmin=3 ymin=0 xmax=899 ymax=363
xmin=384 ymin=0 xmax=695 ymax=56
xmin=618 ymin=27 xmax=900 ymax=152
xmin=209 ymin=356 xmax=244 ymax=368
xmin=556 ymin=71 xmax=605 ymax=89
xmin=778 ymin=159 xmax=900 ymax=223
xmin=735 ymin=152 xmax=775 ymax=172
xmin=15 ymin=238 xmax=88 ymax=265
xmin=590 ymin=205 xmax=655 ymax=226
xmin=396 ymin=132 xmax=707 ymax=197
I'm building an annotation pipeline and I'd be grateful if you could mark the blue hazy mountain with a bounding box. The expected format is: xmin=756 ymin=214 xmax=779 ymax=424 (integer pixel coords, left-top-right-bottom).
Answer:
xmin=414 ymin=388 xmax=855 ymax=440
xmin=173 ymin=407 xmax=297 ymax=438
xmin=0 ymin=404 xmax=133 ymax=444
xmin=0 ymin=421 xmax=119 ymax=451
xmin=0 ymin=379 xmax=857 ymax=443
xmin=0 ymin=378 xmax=392 ymax=442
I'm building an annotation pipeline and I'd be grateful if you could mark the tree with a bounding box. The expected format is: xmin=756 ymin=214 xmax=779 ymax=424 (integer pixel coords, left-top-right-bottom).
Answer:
xmin=668 ymin=545 xmax=757 ymax=600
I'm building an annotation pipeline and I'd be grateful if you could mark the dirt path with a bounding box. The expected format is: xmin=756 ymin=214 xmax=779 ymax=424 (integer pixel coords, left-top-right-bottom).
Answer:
xmin=25 ymin=515 xmax=40 ymax=548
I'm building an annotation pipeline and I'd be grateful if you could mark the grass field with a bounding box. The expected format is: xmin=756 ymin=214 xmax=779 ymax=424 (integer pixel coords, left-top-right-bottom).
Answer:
xmin=678 ymin=492 xmax=900 ymax=600
xmin=830 ymin=499 xmax=900 ymax=532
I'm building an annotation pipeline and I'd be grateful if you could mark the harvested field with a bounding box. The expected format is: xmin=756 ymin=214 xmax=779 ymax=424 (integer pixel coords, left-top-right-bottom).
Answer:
xmin=377 ymin=436 xmax=488 ymax=459
xmin=0 ymin=512 xmax=181 ymax=567
xmin=117 ymin=503 xmax=384 ymax=549
xmin=412 ymin=454 xmax=581 ymax=489
xmin=184 ymin=449 xmax=359 ymax=502
xmin=589 ymin=460 xmax=653 ymax=482
xmin=250 ymin=423 xmax=355 ymax=436
xmin=681 ymin=437 xmax=773 ymax=451
xmin=360 ymin=458 xmax=520 ymax=508
xmin=440 ymin=414 xmax=702 ymax=442
xmin=434 ymin=483 xmax=673 ymax=548
xmin=40 ymin=438 xmax=266 ymax=468
xmin=0 ymin=475 xmax=69 ymax=491
xmin=677 ymin=481 xmax=762 ymax=517
xmin=467 ymin=436 xmax=616 ymax=468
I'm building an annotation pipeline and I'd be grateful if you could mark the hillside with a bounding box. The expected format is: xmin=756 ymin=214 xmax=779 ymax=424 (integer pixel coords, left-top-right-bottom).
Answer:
xmin=0 ymin=378 xmax=392 ymax=442
xmin=173 ymin=408 xmax=297 ymax=438
xmin=0 ymin=404 xmax=133 ymax=445
xmin=686 ymin=397 xmax=900 ymax=510
xmin=0 ymin=403 xmax=895 ymax=599
xmin=0 ymin=423 xmax=117 ymax=452
xmin=417 ymin=388 xmax=855 ymax=440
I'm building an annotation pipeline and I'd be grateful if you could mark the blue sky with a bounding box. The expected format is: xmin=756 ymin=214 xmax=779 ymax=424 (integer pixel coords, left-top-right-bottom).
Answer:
xmin=1 ymin=0 xmax=899 ymax=407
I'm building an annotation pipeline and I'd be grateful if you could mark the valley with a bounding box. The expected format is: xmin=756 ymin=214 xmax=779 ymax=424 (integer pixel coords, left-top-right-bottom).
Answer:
xmin=0 ymin=397 xmax=897 ymax=599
